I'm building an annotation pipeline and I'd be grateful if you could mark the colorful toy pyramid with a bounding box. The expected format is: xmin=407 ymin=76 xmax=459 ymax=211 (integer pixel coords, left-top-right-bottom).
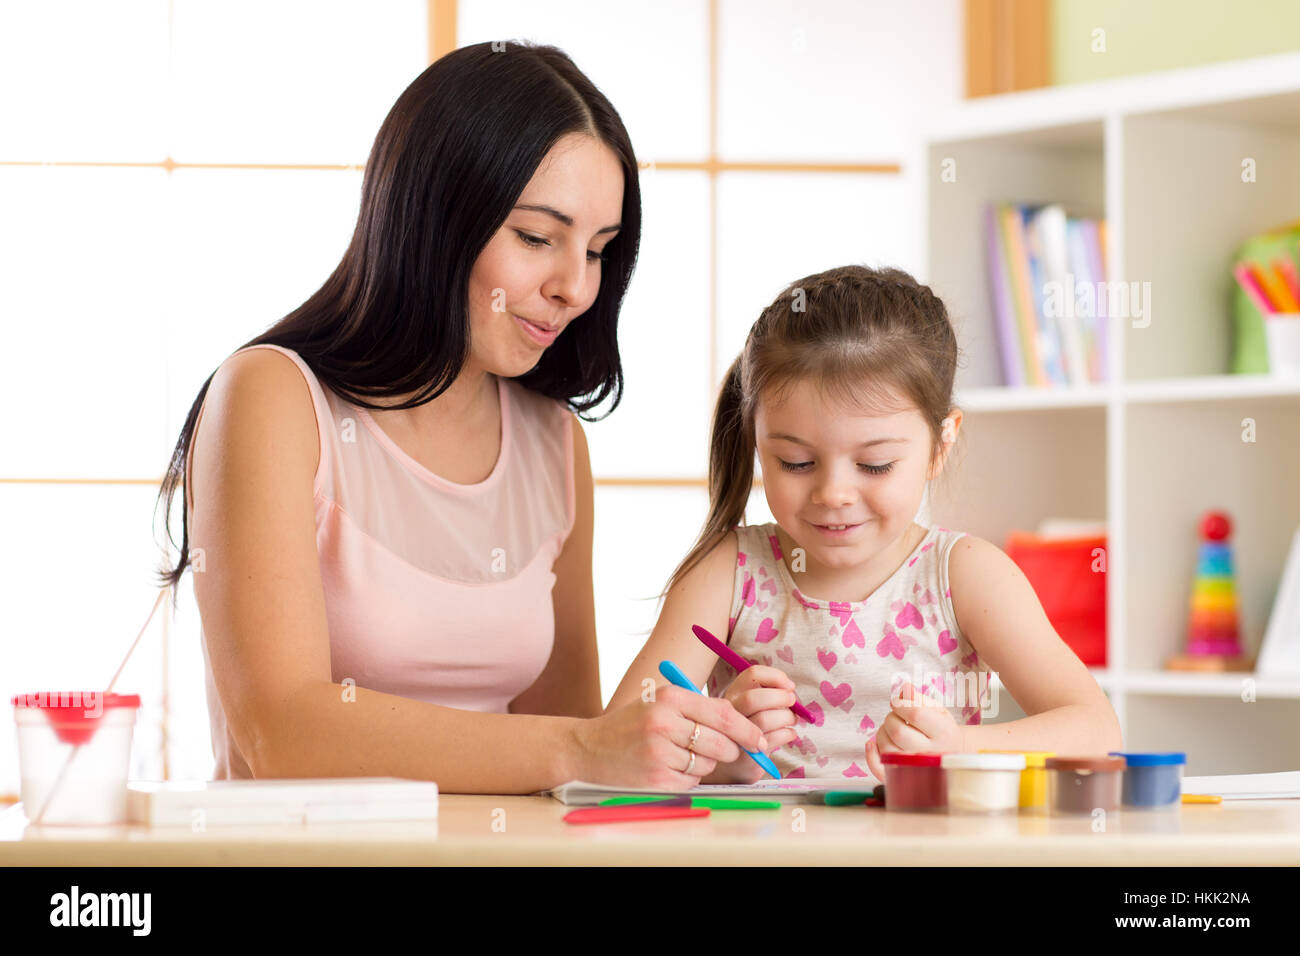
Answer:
xmin=1167 ymin=510 xmax=1251 ymax=670
xmin=1186 ymin=512 xmax=1244 ymax=657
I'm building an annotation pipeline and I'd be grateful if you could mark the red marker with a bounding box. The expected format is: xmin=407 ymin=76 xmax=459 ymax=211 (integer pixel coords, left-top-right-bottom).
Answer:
xmin=692 ymin=624 xmax=816 ymax=723
xmin=563 ymin=805 xmax=711 ymax=824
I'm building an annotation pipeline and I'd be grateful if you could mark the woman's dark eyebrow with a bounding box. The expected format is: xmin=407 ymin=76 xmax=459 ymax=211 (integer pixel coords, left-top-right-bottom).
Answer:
xmin=513 ymin=203 xmax=621 ymax=235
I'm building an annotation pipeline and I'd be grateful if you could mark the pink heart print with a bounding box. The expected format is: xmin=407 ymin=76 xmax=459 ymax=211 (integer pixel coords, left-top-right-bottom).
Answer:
xmin=785 ymin=766 xmax=806 ymax=779
xmin=818 ymin=648 xmax=837 ymax=671
xmin=841 ymin=618 xmax=866 ymax=649
xmin=843 ymin=762 xmax=870 ymax=778
xmin=858 ymin=713 xmax=875 ymax=732
xmin=768 ymin=533 xmax=783 ymax=561
xmin=737 ymin=551 xmax=747 ymax=567
xmin=820 ymin=681 xmax=851 ymax=707
xmin=876 ymin=625 xmax=918 ymax=660
xmin=758 ymin=566 xmax=767 ymax=577
xmin=805 ymin=701 xmax=825 ymax=727
xmin=816 ymin=756 xmax=830 ymax=767
xmin=776 ymin=645 xmax=794 ymax=664
xmin=938 ymin=630 xmax=957 ymax=655
xmin=759 ymin=655 xmax=773 ymax=666
xmin=757 ymin=599 xmax=769 ymax=611
xmin=893 ymin=601 xmax=924 ymax=630
xmin=760 ymin=577 xmax=778 ymax=595
xmin=918 ymin=587 xmax=936 ymax=606
xmin=906 ymin=541 xmax=936 ymax=567
xmin=793 ymin=588 xmax=820 ymax=610
xmin=742 ymin=574 xmax=756 ymax=607
xmin=844 ymin=652 xmax=858 ymax=664
xmin=828 ymin=602 xmax=854 ymax=626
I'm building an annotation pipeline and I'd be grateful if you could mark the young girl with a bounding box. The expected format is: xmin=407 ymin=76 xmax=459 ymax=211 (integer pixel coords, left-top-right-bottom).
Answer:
xmin=607 ymin=264 xmax=1121 ymax=783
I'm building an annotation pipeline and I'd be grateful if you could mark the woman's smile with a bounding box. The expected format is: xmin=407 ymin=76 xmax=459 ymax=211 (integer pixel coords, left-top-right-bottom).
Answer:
xmin=512 ymin=312 xmax=561 ymax=347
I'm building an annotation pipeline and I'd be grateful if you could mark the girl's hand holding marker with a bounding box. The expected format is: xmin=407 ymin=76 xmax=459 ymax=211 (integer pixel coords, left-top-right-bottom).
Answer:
xmin=865 ymin=681 xmax=967 ymax=781
xmin=658 ymin=661 xmax=782 ymax=780
xmin=710 ymin=664 xmax=801 ymax=784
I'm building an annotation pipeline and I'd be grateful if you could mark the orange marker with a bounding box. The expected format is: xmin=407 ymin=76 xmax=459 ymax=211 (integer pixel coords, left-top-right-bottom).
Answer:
xmin=1181 ymin=794 xmax=1222 ymax=804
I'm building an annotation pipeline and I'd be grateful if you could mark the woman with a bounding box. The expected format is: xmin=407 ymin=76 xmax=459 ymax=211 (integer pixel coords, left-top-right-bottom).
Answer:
xmin=156 ymin=41 xmax=766 ymax=793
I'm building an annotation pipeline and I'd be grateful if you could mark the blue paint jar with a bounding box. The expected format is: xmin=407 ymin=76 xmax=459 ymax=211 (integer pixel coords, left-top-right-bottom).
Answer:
xmin=1109 ymin=752 xmax=1185 ymax=809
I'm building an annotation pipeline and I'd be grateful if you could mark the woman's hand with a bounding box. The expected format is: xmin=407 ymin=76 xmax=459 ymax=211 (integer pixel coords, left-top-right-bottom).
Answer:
xmin=864 ymin=681 xmax=966 ymax=780
xmin=573 ymin=684 xmax=769 ymax=790
xmin=703 ymin=666 xmax=800 ymax=784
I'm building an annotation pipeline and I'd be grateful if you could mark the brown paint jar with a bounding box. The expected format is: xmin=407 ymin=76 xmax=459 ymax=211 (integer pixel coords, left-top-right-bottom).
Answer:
xmin=1045 ymin=755 xmax=1126 ymax=815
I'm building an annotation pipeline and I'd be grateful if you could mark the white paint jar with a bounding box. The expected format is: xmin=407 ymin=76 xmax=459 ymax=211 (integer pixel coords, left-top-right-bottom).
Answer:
xmin=941 ymin=752 xmax=1026 ymax=813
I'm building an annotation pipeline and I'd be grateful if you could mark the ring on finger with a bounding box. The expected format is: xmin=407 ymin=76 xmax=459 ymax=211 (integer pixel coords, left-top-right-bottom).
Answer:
xmin=688 ymin=721 xmax=701 ymax=748
xmin=685 ymin=750 xmax=696 ymax=775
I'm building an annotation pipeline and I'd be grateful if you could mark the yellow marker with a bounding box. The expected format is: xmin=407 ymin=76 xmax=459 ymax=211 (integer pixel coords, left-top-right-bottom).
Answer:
xmin=1181 ymin=794 xmax=1222 ymax=804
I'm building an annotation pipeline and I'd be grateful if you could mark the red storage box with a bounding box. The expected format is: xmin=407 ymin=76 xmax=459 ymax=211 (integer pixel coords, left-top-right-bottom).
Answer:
xmin=1004 ymin=532 xmax=1107 ymax=667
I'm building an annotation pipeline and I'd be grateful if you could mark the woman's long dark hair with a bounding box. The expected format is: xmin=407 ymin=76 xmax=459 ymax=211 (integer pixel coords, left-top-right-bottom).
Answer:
xmin=154 ymin=40 xmax=642 ymax=597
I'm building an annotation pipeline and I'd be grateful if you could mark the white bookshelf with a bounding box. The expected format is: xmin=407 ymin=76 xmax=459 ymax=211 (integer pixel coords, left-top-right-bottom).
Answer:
xmin=918 ymin=52 xmax=1300 ymax=777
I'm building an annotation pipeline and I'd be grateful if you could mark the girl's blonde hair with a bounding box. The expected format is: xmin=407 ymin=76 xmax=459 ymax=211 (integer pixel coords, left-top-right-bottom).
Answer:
xmin=667 ymin=263 xmax=961 ymax=595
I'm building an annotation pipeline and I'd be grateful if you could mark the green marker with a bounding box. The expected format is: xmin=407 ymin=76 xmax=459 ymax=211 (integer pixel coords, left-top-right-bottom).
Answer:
xmin=824 ymin=788 xmax=878 ymax=806
xmin=689 ymin=797 xmax=781 ymax=810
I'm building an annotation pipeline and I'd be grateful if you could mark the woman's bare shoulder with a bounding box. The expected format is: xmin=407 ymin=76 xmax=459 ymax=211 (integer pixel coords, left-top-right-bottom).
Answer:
xmin=189 ymin=347 xmax=321 ymax=513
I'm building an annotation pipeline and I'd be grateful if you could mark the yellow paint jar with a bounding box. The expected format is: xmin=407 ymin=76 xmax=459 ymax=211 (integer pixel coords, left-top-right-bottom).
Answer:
xmin=979 ymin=750 xmax=1056 ymax=812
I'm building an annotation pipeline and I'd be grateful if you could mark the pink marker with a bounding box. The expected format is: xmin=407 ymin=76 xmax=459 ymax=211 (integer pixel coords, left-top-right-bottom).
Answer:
xmin=692 ymin=624 xmax=815 ymax=723
xmin=1234 ymin=262 xmax=1276 ymax=317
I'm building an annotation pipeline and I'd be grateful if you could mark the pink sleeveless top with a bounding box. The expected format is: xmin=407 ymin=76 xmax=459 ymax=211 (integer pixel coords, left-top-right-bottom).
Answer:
xmin=190 ymin=344 xmax=575 ymax=779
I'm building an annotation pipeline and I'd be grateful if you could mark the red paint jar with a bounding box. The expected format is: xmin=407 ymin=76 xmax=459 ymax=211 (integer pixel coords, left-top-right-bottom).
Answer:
xmin=881 ymin=752 xmax=946 ymax=812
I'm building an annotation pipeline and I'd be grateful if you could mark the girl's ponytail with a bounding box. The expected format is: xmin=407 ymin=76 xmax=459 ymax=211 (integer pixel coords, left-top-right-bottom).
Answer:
xmin=663 ymin=353 xmax=753 ymax=596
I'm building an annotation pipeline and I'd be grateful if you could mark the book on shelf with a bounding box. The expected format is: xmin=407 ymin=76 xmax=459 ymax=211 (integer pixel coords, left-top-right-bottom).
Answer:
xmin=985 ymin=202 xmax=1109 ymax=387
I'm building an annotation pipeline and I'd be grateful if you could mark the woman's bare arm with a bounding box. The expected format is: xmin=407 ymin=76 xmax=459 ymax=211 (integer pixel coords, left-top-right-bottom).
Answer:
xmin=187 ymin=349 xmax=589 ymax=792
xmin=508 ymin=414 xmax=602 ymax=718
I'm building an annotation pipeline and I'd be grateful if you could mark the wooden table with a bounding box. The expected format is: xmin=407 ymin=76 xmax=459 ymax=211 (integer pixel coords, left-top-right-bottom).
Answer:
xmin=3 ymin=795 xmax=1299 ymax=865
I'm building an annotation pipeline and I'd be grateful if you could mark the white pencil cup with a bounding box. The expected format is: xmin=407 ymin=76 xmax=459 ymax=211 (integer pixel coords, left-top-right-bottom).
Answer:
xmin=1265 ymin=315 xmax=1300 ymax=376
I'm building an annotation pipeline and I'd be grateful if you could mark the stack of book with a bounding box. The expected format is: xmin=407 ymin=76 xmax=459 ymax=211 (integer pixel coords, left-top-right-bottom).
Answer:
xmin=985 ymin=202 xmax=1109 ymax=387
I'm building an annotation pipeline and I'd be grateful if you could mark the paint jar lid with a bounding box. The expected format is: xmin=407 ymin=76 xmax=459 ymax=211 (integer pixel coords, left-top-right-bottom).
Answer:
xmin=881 ymin=752 xmax=943 ymax=767
xmin=980 ymin=749 xmax=1056 ymax=767
xmin=12 ymin=691 xmax=140 ymax=709
xmin=1046 ymin=755 xmax=1125 ymax=772
xmin=11 ymin=692 xmax=141 ymax=745
xmin=943 ymin=753 xmax=1026 ymax=770
xmin=1108 ymin=751 xmax=1185 ymax=766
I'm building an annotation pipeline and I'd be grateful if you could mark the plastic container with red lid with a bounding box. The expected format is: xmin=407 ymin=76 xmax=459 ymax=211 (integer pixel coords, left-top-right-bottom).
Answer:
xmin=12 ymin=691 xmax=141 ymax=825
xmin=881 ymin=752 xmax=946 ymax=812
xmin=1045 ymin=755 xmax=1125 ymax=815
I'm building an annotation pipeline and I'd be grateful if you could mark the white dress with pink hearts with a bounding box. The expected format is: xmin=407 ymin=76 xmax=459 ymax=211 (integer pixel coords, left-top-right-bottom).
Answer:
xmin=705 ymin=522 xmax=989 ymax=782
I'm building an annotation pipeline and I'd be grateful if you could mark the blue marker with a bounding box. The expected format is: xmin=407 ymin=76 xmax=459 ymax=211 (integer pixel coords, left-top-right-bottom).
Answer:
xmin=658 ymin=660 xmax=782 ymax=780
